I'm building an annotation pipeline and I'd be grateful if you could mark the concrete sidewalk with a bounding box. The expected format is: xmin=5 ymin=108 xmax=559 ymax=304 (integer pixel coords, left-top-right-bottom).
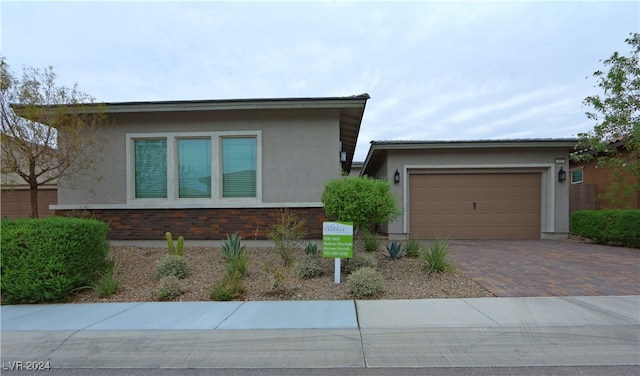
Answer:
xmin=1 ymin=296 xmax=639 ymax=368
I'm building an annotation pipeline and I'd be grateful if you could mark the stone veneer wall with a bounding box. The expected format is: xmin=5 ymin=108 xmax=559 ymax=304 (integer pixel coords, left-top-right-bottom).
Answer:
xmin=56 ymin=207 xmax=330 ymax=240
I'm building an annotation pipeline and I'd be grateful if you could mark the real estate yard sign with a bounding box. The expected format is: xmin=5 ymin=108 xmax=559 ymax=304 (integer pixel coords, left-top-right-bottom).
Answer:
xmin=322 ymin=222 xmax=353 ymax=284
xmin=322 ymin=222 xmax=353 ymax=258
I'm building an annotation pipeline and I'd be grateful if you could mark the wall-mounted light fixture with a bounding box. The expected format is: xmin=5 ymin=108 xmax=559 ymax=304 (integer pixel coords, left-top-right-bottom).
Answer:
xmin=394 ymin=169 xmax=400 ymax=184
xmin=558 ymin=167 xmax=567 ymax=182
xmin=340 ymin=149 xmax=347 ymax=163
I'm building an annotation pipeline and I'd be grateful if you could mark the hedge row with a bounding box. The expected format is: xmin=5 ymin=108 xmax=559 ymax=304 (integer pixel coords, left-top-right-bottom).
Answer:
xmin=571 ymin=210 xmax=640 ymax=248
xmin=1 ymin=217 xmax=110 ymax=304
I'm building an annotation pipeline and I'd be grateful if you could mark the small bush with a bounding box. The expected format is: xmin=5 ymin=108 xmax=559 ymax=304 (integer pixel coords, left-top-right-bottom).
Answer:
xmin=343 ymin=252 xmax=378 ymax=273
xmin=157 ymin=255 xmax=189 ymax=279
xmin=94 ymin=261 xmax=120 ymax=298
xmin=210 ymin=272 xmax=245 ymax=301
xmin=262 ymin=262 xmax=296 ymax=294
xmin=224 ymin=254 xmax=249 ymax=276
xmin=385 ymin=241 xmax=404 ymax=260
xmin=220 ymin=233 xmax=247 ymax=262
xmin=0 ymin=217 xmax=110 ymax=304
xmin=405 ymin=237 xmax=422 ymax=258
xmin=347 ymin=267 xmax=384 ymax=298
xmin=422 ymin=236 xmax=450 ymax=273
xmin=362 ymin=232 xmax=382 ymax=252
xmin=156 ymin=276 xmax=182 ymax=301
xmin=571 ymin=210 xmax=640 ymax=248
xmin=268 ymin=209 xmax=306 ymax=266
xmin=297 ymin=254 xmax=323 ymax=278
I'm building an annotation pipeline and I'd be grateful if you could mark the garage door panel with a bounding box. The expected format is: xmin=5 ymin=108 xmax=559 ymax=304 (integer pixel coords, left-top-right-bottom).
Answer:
xmin=409 ymin=173 xmax=540 ymax=239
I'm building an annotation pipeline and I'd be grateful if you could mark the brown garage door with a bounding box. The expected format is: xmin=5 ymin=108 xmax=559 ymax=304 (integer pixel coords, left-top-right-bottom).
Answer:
xmin=1 ymin=189 xmax=57 ymax=218
xmin=409 ymin=173 xmax=540 ymax=239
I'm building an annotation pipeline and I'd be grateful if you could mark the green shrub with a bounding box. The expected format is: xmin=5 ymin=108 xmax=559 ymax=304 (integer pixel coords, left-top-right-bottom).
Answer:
xmin=422 ymin=236 xmax=451 ymax=273
xmin=94 ymin=261 xmax=120 ymax=298
xmin=210 ymin=272 xmax=245 ymax=301
xmin=0 ymin=217 xmax=110 ymax=304
xmin=343 ymin=252 xmax=378 ymax=273
xmin=347 ymin=267 xmax=384 ymax=298
xmin=220 ymin=232 xmax=247 ymax=262
xmin=157 ymin=255 xmax=189 ymax=279
xmin=571 ymin=210 xmax=640 ymax=248
xmin=224 ymin=254 xmax=249 ymax=276
xmin=405 ymin=237 xmax=422 ymax=258
xmin=362 ymin=232 xmax=382 ymax=252
xmin=297 ymin=254 xmax=323 ymax=278
xmin=157 ymin=276 xmax=182 ymax=301
xmin=385 ymin=241 xmax=404 ymax=260
xmin=321 ymin=176 xmax=401 ymax=231
xmin=268 ymin=209 xmax=306 ymax=266
xmin=165 ymin=232 xmax=184 ymax=256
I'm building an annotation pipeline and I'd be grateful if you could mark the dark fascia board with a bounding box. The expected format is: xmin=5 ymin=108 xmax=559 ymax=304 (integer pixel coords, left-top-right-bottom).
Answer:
xmin=11 ymin=94 xmax=370 ymax=114
xmin=369 ymin=138 xmax=579 ymax=149
xmin=362 ymin=138 xmax=579 ymax=176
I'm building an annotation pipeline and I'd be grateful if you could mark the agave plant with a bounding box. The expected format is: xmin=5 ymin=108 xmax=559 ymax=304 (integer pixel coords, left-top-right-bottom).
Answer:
xmin=304 ymin=242 xmax=318 ymax=256
xmin=385 ymin=241 xmax=404 ymax=260
xmin=221 ymin=233 xmax=247 ymax=262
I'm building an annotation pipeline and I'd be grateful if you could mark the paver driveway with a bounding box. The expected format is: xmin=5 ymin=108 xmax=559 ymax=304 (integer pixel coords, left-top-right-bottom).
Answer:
xmin=447 ymin=239 xmax=640 ymax=297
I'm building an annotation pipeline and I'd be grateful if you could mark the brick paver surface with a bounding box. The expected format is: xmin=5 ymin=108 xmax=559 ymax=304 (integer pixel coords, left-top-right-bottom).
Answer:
xmin=447 ymin=239 xmax=640 ymax=297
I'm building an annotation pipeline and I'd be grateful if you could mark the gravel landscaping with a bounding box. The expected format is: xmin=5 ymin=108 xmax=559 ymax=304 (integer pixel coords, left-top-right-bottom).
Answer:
xmin=70 ymin=245 xmax=494 ymax=302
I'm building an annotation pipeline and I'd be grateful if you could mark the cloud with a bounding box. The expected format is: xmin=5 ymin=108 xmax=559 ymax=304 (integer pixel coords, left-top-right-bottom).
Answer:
xmin=3 ymin=0 xmax=638 ymax=163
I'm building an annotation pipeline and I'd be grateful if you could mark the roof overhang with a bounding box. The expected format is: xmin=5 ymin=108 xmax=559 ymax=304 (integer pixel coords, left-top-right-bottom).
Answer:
xmin=362 ymin=139 xmax=579 ymax=176
xmin=12 ymin=94 xmax=370 ymax=173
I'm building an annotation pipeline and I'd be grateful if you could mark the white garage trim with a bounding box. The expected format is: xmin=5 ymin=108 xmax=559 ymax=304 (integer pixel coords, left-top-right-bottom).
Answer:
xmin=401 ymin=163 xmax=555 ymax=237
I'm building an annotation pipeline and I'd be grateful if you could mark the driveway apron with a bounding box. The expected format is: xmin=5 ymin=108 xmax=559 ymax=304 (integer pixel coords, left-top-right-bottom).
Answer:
xmin=448 ymin=239 xmax=640 ymax=297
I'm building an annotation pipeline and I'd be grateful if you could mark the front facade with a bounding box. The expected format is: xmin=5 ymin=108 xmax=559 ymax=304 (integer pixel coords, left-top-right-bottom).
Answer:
xmin=51 ymin=95 xmax=369 ymax=240
xmin=361 ymin=139 xmax=577 ymax=240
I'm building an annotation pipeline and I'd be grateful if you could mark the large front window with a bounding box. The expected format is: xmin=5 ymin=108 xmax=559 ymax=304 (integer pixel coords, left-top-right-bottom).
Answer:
xmin=134 ymin=139 xmax=167 ymax=198
xmin=222 ymin=137 xmax=257 ymax=198
xmin=178 ymin=138 xmax=211 ymax=198
xmin=128 ymin=132 xmax=260 ymax=201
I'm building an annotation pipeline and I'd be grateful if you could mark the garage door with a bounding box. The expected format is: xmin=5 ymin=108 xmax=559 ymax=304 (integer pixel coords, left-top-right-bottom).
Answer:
xmin=1 ymin=189 xmax=57 ymax=218
xmin=409 ymin=173 xmax=540 ymax=239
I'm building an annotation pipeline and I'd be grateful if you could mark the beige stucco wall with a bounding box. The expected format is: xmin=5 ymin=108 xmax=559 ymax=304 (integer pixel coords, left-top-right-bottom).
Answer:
xmin=56 ymin=108 xmax=342 ymax=208
xmin=367 ymin=146 xmax=571 ymax=239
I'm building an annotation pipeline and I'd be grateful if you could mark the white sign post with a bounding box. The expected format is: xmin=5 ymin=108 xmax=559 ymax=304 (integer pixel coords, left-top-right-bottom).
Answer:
xmin=322 ymin=222 xmax=353 ymax=284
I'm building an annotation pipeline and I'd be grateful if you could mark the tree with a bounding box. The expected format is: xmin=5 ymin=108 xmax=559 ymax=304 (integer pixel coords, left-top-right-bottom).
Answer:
xmin=577 ymin=33 xmax=640 ymax=208
xmin=321 ymin=176 xmax=401 ymax=233
xmin=1 ymin=58 xmax=108 ymax=217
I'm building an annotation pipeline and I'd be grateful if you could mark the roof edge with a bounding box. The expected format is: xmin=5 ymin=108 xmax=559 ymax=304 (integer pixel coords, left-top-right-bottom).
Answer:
xmin=369 ymin=138 xmax=579 ymax=149
xmin=12 ymin=94 xmax=371 ymax=114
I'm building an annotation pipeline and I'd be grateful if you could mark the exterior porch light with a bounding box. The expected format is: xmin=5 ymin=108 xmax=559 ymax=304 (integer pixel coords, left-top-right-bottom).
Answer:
xmin=394 ymin=169 xmax=400 ymax=184
xmin=558 ymin=167 xmax=567 ymax=182
xmin=340 ymin=148 xmax=347 ymax=163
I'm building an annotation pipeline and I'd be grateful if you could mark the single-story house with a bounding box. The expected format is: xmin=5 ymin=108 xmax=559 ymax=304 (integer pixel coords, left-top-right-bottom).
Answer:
xmin=48 ymin=94 xmax=370 ymax=240
xmin=360 ymin=139 xmax=578 ymax=240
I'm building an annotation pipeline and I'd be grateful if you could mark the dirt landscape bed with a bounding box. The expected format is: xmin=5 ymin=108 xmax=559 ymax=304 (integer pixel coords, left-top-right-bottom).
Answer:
xmin=71 ymin=246 xmax=494 ymax=302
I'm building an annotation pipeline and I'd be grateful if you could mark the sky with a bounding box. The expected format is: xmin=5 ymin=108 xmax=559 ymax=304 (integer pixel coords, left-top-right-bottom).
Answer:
xmin=2 ymin=1 xmax=639 ymax=161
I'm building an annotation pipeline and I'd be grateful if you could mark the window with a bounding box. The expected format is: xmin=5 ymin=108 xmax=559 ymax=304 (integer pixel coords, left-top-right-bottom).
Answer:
xmin=570 ymin=169 xmax=583 ymax=184
xmin=134 ymin=139 xmax=167 ymax=198
xmin=222 ymin=137 xmax=257 ymax=198
xmin=128 ymin=132 xmax=260 ymax=202
xmin=178 ymin=139 xmax=211 ymax=198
